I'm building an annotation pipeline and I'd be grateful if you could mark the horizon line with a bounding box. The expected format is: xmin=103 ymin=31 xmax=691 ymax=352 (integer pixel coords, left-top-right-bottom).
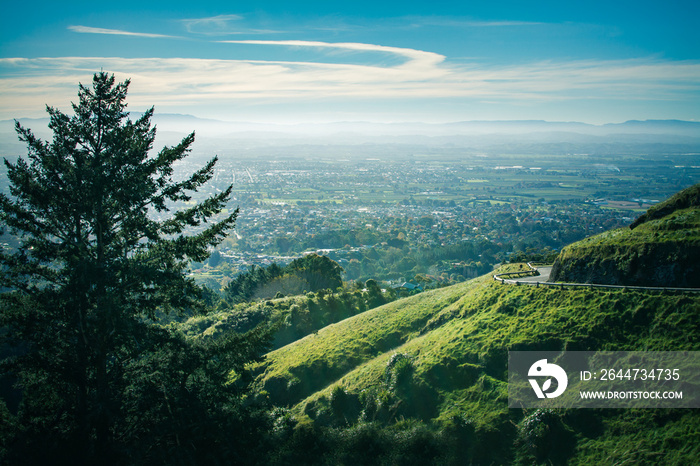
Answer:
xmin=4 ymin=115 xmax=699 ymax=127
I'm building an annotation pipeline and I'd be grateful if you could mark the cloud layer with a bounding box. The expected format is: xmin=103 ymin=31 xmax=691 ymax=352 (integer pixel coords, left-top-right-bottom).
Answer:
xmin=67 ymin=26 xmax=176 ymax=39
xmin=1 ymin=38 xmax=699 ymax=121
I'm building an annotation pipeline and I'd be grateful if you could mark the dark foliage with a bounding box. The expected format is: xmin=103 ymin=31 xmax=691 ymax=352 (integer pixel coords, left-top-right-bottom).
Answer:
xmin=0 ymin=73 xmax=271 ymax=464
xmin=223 ymin=253 xmax=344 ymax=303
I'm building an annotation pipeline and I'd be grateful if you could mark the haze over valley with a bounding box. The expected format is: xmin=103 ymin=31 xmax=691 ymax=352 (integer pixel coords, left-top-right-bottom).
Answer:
xmin=1 ymin=1 xmax=699 ymax=464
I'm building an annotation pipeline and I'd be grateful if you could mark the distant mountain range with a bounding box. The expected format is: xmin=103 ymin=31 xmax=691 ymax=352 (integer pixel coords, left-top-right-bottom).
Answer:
xmin=144 ymin=115 xmax=700 ymax=137
xmin=2 ymin=115 xmax=700 ymax=157
xmin=5 ymin=114 xmax=700 ymax=136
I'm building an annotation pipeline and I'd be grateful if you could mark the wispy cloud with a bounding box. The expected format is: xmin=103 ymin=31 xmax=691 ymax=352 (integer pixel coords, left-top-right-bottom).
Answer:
xmin=470 ymin=21 xmax=545 ymax=26
xmin=1 ymin=49 xmax=698 ymax=120
xmin=67 ymin=25 xmax=176 ymax=39
xmin=220 ymin=40 xmax=446 ymax=73
xmin=181 ymin=14 xmax=282 ymax=35
xmin=430 ymin=19 xmax=546 ymax=27
xmin=393 ymin=16 xmax=548 ymax=30
xmin=181 ymin=14 xmax=242 ymax=33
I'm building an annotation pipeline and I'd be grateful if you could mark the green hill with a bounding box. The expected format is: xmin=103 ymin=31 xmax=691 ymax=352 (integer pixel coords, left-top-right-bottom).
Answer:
xmin=246 ymin=185 xmax=700 ymax=464
xmin=630 ymin=182 xmax=700 ymax=229
xmin=179 ymin=279 xmax=397 ymax=351
xmin=187 ymin=185 xmax=700 ymax=464
xmin=549 ymin=183 xmax=700 ymax=287
xmin=251 ymin=264 xmax=700 ymax=464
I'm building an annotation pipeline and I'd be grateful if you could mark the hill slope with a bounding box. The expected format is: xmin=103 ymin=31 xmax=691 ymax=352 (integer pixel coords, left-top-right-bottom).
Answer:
xmin=251 ymin=264 xmax=700 ymax=464
xmin=549 ymin=183 xmax=700 ymax=287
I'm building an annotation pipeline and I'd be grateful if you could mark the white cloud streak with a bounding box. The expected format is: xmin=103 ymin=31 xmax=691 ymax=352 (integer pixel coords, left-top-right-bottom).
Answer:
xmin=68 ymin=25 xmax=176 ymax=39
xmin=220 ymin=40 xmax=446 ymax=76
xmin=180 ymin=14 xmax=281 ymax=35
xmin=417 ymin=19 xmax=546 ymax=27
xmin=1 ymin=40 xmax=699 ymax=120
xmin=181 ymin=14 xmax=243 ymax=34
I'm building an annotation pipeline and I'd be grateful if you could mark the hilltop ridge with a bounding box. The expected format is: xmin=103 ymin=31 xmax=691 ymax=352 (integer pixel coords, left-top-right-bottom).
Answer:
xmin=629 ymin=182 xmax=700 ymax=229
xmin=549 ymin=183 xmax=700 ymax=287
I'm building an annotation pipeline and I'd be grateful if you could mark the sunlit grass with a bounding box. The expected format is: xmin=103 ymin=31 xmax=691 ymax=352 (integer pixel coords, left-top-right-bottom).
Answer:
xmin=249 ymin=262 xmax=699 ymax=463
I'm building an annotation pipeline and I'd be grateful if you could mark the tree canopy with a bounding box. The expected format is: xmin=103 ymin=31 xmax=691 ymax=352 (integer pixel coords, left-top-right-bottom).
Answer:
xmin=0 ymin=73 xmax=270 ymax=465
xmin=224 ymin=253 xmax=344 ymax=303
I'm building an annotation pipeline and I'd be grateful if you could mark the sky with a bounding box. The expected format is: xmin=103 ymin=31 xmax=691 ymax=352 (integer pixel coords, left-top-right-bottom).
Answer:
xmin=1 ymin=1 xmax=699 ymax=124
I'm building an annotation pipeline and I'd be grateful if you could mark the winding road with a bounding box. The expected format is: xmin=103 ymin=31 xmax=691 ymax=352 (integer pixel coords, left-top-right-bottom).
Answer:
xmin=494 ymin=264 xmax=700 ymax=293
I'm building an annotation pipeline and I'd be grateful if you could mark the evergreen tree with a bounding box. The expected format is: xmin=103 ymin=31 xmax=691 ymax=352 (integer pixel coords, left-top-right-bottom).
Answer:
xmin=0 ymin=73 xmax=270 ymax=464
xmin=286 ymin=253 xmax=344 ymax=291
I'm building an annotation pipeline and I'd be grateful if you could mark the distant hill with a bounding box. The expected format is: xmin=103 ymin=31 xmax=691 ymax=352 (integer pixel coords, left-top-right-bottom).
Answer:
xmin=4 ymin=116 xmax=699 ymax=158
xmin=549 ymin=183 xmax=700 ymax=287
xmin=5 ymin=115 xmax=700 ymax=140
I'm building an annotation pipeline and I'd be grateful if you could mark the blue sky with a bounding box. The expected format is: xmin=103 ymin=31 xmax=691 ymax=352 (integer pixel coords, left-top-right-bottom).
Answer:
xmin=1 ymin=1 xmax=699 ymax=123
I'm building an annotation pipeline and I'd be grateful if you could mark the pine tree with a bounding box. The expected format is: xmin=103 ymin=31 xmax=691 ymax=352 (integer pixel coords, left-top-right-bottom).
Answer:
xmin=0 ymin=73 xmax=269 ymax=464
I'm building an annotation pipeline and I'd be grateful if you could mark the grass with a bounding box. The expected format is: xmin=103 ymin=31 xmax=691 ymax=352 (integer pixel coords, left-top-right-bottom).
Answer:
xmin=242 ymin=188 xmax=700 ymax=463
xmin=570 ymin=410 xmax=700 ymax=465
xmin=564 ymin=207 xmax=700 ymax=249
xmin=250 ymin=263 xmax=700 ymax=463
xmin=288 ymin=277 xmax=699 ymax=404
xmin=250 ymin=277 xmax=486 ymax=406
xmin=550 ymin=204 xmax=700 ymax=287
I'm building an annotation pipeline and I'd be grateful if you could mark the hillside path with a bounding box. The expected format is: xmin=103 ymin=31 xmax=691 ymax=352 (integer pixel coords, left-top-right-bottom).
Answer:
xmin=502 ymin=266 xmax=551 ymax=284
xmin=494 ymin=264 xmax=700 ymax=293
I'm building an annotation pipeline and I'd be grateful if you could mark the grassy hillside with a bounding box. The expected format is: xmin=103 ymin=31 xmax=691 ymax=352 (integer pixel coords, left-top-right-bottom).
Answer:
xmin=630 ymin=182 xmax=700 ymax=229
xmin=251 ymin=265 xmax=700 ymax=464
xmin=549 ymin=183 xmax=700 ymax=287
xmin=250 ymin=279 xmax=476 ymax=407
xmin=178 ymin=284 xmax=399 ymax=351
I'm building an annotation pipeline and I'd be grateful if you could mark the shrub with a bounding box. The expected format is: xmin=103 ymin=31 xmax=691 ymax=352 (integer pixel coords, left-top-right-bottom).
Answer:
xmin=385 ymin=353 xmax=415 ymax=393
